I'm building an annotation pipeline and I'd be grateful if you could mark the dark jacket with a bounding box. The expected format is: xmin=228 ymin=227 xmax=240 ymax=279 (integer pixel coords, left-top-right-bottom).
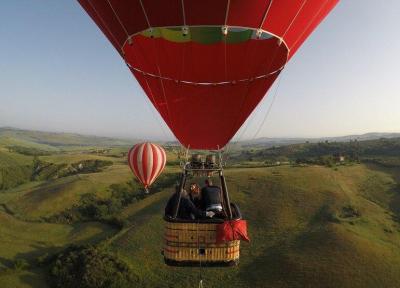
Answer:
xmin=190 ymin=195 xmax=203 ymax=210
xmin=165 ymin=193 xmax=207 ymax=219
xmin=201 ymin=185 xmax=222 ymax=210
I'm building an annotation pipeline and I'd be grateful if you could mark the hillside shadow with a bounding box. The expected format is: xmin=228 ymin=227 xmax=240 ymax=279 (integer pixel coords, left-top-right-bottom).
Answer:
xmin=66 ymin=222 xmax=119 ymax=244
xmin=0 ymin=222 xmax=120 ymax=287
xmin=18 ymin=269 xmax=48 ymax=288
xmin=364 ymin=163 xmax=400 ymax=223
xmin=0 ymin=256 xmax=14 ymax=269
xmin=14 ymin=243 xmax=62 ymax=265
xmin=20 ymin=176 xmax=79 ymax=204
xmin=124 ymin=190 xmax=171 ymax=225
xmin=389 ymin=184 xmax=400 ymax=223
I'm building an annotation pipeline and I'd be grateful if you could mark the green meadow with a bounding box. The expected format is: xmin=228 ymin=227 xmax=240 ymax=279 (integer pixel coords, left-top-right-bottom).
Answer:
xmin=0 ymin=129 xmax=399 ymax=287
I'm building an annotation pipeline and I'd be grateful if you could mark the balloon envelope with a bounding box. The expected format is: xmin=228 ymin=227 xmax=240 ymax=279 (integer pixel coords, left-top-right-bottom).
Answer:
xmin=78 ymin=0 xmax=339 ymax=149
xmin=128 ymin=142 xmax=166 ymax=188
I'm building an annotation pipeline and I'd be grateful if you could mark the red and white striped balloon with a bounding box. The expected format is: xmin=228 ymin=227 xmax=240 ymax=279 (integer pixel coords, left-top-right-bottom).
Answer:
xmin=127 ymin=142 xmax=166 ymax=189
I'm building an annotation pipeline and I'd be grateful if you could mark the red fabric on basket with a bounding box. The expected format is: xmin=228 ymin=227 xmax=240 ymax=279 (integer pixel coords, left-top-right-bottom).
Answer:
xmin=217 ymin=220 xmax=250 ymax=243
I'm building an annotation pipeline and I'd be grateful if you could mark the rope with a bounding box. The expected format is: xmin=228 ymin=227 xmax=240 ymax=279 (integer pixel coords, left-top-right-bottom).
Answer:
xmin=224 ymin=0 xmax=231 ymax=26
xmin=181 ymin=0 xmax=186 ymax=26
xmin=137 ymin=0 xmax=176 ymax=142
xmin=223 ymin=36 xmax=284 ymax=163
xmin=227 ymin=18 xmax=287 ymax=145
xmin=282 ymin=0 xmax=308 ymax=39
xmin=104 ymin=0 xmax=174 ymax=142
xmin=125 ymin=30 xmax=172 ymax=142
xmin=87 ymin=0 xmax=170 ymax=141
xmin=224 ymin=0 xmax=306 ymax=160
xmin=86 ymin=0 xmax=122 ymax=52
xmin=222 ymin=33 xmax=257 ymax=162
xmin=251 ymin=71 xmax=284 ymax=140
xmin=139 ymin=0 xmax=151 ymax=29
xmin=126 ymin=65 xmax=283 ymax=86
xmin=196 ymin=220 xmax=204 ymax=288
xmin=258 ymin=0 xmax=274 ymax=30
xmin=164 ymin=5 xmax=189 ymax=146
xmin=143 ymin=75 xmax=172 ymax=141
xmin=290 ymin=0 xmax=329 ymax=50
xmin=152 ymin=35 xmax=176 ymax=141
xmin=106 ymin=0 xmax=129 ymax=38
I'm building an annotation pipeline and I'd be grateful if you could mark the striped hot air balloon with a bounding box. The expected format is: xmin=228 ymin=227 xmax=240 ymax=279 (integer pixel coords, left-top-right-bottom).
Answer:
xmin=128 ymin=142 xmax=167 ymax=191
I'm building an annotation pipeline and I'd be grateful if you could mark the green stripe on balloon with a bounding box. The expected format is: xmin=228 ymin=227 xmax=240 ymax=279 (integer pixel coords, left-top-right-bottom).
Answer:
xmin=140 ymin=26 xmax=273 ymax=45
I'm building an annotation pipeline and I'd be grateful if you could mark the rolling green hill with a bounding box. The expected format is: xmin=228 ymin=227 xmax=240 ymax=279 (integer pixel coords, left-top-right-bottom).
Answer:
xmin=229 ymin=137 xmax=400 ymax=167
xmin=0 ymin=149 xmax=33 ymax=190
xmin=104 ymin=165 xmax=400 ymax=288
xmin=0 ymin=127 xmax=135 ymax=150
xmin=0 ymin=128 xmax=400 ymax=287
xmin=1 ymin=163 xmax=400 ymax=287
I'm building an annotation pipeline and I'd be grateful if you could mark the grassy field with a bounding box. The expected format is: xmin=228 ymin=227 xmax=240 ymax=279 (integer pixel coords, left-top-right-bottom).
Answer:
xmin=104 ymin=165 xmax=400 ymax=288
xmin=3 ymin=163 xmax=134 ymax=219
xmin=1 ymin=161 xmax=400 ymax=287
xmin=0 ymin=127 xmax=135 ymax=149
xmin=1 ymin=129 xmax=400 ymax=287
xmin=0 ymin=209 xmax=117 ymax=288
xmin=0 ymin=149 xmax=34 ymax=190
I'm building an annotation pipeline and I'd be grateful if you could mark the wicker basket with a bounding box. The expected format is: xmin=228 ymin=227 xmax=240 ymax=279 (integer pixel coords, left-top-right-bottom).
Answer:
xmin=163 ymin=220 xmax=240 ymax=266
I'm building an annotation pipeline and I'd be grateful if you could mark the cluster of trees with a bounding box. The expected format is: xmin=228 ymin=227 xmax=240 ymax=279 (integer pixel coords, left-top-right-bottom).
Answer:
xmin=49 ymin=173 xmax=177 ymax=228
xmin=0 ymin=165 xmax=32 ymax=190
xmin=1 ymin=156 xmax=113 ymax=191
xmin=32 ymin=158 xmax=113 ymax=181
xmin=233 ymin=139 xmax=400 ymax=166
xmin=293 ymin=154 xmax=356 ymax=167
xmin=49 ymin=245 xmax=137 ymax=288
xmin=7 ymin=145 xmax=52 ymax=156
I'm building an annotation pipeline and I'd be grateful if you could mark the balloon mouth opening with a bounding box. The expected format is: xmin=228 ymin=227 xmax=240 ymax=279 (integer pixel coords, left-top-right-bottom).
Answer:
xmin=122 ymin=25 xmax=288 ymax=87
xmin=122 ymin=27 xmax=288 ymax=150
xmin=122 ymin=25 xmax=287 ymax=48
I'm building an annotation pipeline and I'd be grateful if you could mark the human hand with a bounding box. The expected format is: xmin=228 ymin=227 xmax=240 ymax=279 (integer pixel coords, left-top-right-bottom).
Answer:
xmin=206 ymin=211 xmax=215 ymax=218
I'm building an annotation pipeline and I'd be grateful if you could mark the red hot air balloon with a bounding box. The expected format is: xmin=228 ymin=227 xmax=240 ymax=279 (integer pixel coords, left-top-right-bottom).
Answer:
xmin=128 ymin=142 xmax=166 ymax=191
xmin=78 ymin=2 xmax=339 ymax=268
xmin=78 ymin=0 xmax=339 ymax=150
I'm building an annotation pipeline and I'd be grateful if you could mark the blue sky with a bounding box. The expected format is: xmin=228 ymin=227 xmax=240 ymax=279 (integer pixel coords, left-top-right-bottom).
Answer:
xmin=0 ymin=1 xmax=399 ymax=141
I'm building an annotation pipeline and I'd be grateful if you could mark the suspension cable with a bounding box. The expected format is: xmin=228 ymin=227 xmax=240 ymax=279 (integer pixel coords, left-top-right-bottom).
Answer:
xmin=152 ymin=40 xmax=174 ymax=135
xmin=247 ymin=0 xmax=307 ymax=141
xmin=258 ymin=0 xmax=274 ymax=33
xmin=125 ymin=40 xmax=172 ymax=142
xmin=143 ymin=75 xmax=173 ymax=141
xmin=224 ymin=0 xmax=231 ymax=27
xmin=139 ymin=0 xmax=151 ymax=29
xmin=86 ymin=0 xmax=122 ymax=52
xmin=222 ymin=38 xmax=255 ymax=161
xmin=223 ymin=0 xmax=286 ymax=162
xmin=252 ymin=71 xmax=284 ymax=140
xmin=224 ymin=38 xmax=284 ymax=158
xmin=137 ymin=0 xmax=175 ymax=141
xmin=181 ymin=0 xmax=186 ymax=27
xmin=291 ymin=0 xmax=328 ymax=50
xmin=127 ymin=65 xmax=283 ymax=86
xmin=225 ymin=0 xmax=307 ymax=153
xmin=282 ymin=0 xmax=308 ymax=39
xmin=106 ymin=0 xmax=129 ymax=39
xmin=196 ymin=220 xmax=204 ymax=288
